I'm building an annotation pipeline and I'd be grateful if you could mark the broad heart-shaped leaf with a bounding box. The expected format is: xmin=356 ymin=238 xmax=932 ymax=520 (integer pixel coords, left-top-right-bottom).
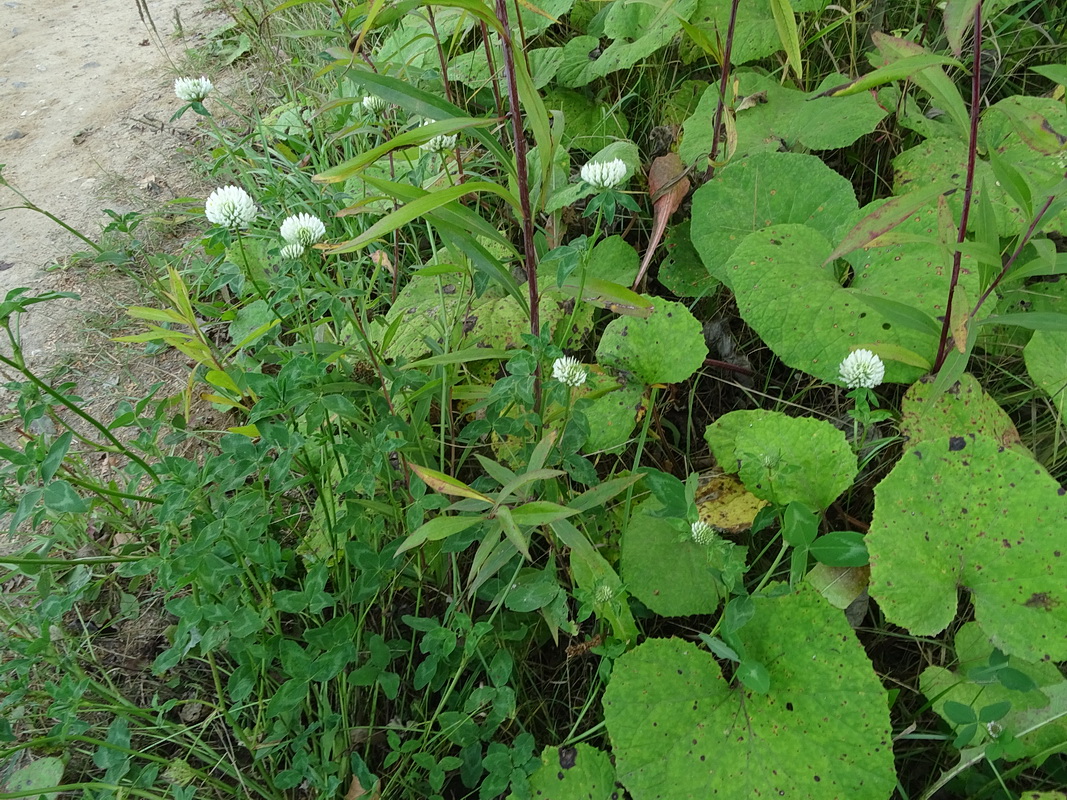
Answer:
xmin=621 ymin=511 xmax=736 ymax=616
xmin=377 ymin=274 xmax=581 ymax=362
xmin=704 ymin=410 xmax=857 ymax=511
xmin=556 ymin=34 xmax=601 ymax=88
xmin=679 ymin=0 xmax=827 ymax=66
xmin=657 ymin=220 xmax=719 ymax=298
xmin=575 ymin=370 xmax=647 ymax=454
xmin=581 ymin=0 xmax=698 ymax=84
xmin=724 ymin=224 xmax=933 ymax=385
xmin=526 ymin=744 xmax=616 ymax=800
xmin=680 ymin=71 xmax=886 ymax=164
xmin=690 ymin=151 xmax=857 ymax=284
xmin=893 ymin=138 xmax=1025 ymax=235
xmin=507 ymin=0 xmax=574 ymax=38
xmin=1024 ymin=329 xmax=1067 ymax=417
xmin=603 ymin=588 xmax=895 ymax=800
xmin=920 ymin=623 xmax=1067 ymax=762
xmin=448 ymin=46 xmax=561 ymax=90
xmin=3 ymin=756 xmax=64 ymax=800
xmin=542 ymin=88 xmax=629 ymax=152
xmin=900 ymin=373 xmax=1026 ymax=454
xmin=596 ymin=300 xmax=707 ymax=385
xmin=584 ymin=234 xmax=640 ymax=287
xmin=868 ymin=434 xmax=1067 ymax=662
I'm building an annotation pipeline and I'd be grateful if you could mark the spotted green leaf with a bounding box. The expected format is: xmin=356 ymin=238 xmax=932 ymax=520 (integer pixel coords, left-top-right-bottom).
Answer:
xmin=704 ymin=410 xmax=857 ymax=511
xmin=596 ymin=300 xmax=707 ymax=384
xmin=690 ymin=151 xmax=857 ymax=283
xmin=527 ymin=744 xmax=616 ymax=800
xmin=868 ymin=435 xmax=1067 ymax=661
xmin=900 ymin=373 xmax=1026 ymax=454
xmin=920 ymin=623 xmax=1067 ymax=761
xmin=680 ymin=72 xmax=886 ymax=164
xmin=603 ymin=587 xmax=895 ymax=799
xmin=576 ymin=370 xmax=647 ymax=454
xmin=621 ymin=510 xmax=739 ymax=616
xmin=723 ymin=224 xmax=934 ymax=384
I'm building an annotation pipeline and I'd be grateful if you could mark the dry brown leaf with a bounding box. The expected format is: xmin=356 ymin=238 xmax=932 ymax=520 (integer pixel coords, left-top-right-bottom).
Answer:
xmin=634 ymin=153 xmax=690 ymax=288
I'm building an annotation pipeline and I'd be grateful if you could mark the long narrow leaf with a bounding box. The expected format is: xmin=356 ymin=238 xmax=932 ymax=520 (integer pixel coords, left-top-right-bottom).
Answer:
xmin=323 ymin=181 xmax=519 ymax=254
xmin=770 ymin=0 xmax=803 ymax=83
xmin=315 ymin=117 xmax=501 ymax=184
xmin=342 ymin=70 xmax=515 ymax=179
xmin=358 ymin=174 xmax=517 ymax=249
xmin=818 ymin=53 xmax=965 ymax=98
xmin=825 ymin=180 xmax=955 ymax=263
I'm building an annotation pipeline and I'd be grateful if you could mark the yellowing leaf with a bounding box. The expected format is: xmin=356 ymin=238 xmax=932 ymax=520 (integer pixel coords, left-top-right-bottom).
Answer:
xmin=694 ymin=471 xmax=768 ymax=534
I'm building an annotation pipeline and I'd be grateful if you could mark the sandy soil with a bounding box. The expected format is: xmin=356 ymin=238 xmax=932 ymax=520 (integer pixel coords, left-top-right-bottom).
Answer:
xmin=0 ymin=0 xmax=216 ymax=371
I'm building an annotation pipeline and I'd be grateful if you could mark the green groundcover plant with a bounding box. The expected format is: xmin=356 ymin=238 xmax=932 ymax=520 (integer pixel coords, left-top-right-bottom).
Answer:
xmin=2 ymin=0 xmax=1067 ymax=798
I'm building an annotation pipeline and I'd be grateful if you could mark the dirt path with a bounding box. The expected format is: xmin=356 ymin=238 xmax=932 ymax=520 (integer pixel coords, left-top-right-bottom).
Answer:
xmin=0 ymin=0 xmax=213 ymax=371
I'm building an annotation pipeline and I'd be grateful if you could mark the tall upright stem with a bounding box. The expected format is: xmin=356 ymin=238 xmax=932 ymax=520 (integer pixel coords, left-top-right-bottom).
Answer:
xmin=493 ymin=0 xmax=542 ymax=416
xmin=703 ymin=0 xmax=742 ymax=181
xmin=492 ymin=0 xmax=539 ymax=340
xmin=933 ymin=3 xmax=982 ymax=372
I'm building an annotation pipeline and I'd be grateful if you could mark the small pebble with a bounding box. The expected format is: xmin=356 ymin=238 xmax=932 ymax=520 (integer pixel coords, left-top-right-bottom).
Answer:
xmin=82 ymin=61 xmax=99 ymax=69
xmin=4 ymin=129 xmax=26 ymax=140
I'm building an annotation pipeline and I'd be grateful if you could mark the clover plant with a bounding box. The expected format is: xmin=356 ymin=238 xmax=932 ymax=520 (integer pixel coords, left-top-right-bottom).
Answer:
xmin=4 ymin=0 xmax=1067 ymax=798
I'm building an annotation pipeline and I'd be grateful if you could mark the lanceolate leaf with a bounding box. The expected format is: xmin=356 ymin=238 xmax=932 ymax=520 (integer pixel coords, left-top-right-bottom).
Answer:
xmin=339 ymin=69 xmax=515 ymax=175
xmin=636 ymin=153 xmax=691 ymax=288
xmin=408 ymin=462 xmax=492 ymax=502
xmin=872 ymin=33 xmax=970 ymax=137
xmin=314 ymin=117 xmax=502 ymax=184
xmin=943 ymin=0 xmax=981 ymax=57
xmin=826 ymin=182 xmax=956 ymax=264
xmin=817 ymin=53 xmax=965 ymax=97
xmin=868 ymin=435 xmax=1067 ymax=662
xmin=603 ymin=588 xmax=895 ymax=799
xmin=324 ymin=182 xmax=520 ymax=254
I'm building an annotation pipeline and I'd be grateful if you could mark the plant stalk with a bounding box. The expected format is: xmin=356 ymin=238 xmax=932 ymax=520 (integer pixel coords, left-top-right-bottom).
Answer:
xmin=703 ymin=0 xmax=742 ymax=181
xmin=933 ymin=2 xmax=982 ymax=373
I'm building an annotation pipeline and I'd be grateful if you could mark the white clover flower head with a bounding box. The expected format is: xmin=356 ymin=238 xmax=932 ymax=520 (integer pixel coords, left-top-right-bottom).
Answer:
xmin=552 ymin=355 xmax=587 ymax=387
xmin=421 ymin=133 xmax=458 ymax=154
xmin=580 ymin=158 xmax=627 ymax=190
xmin=691 ymin=520 xmax=716 ymax=546
xmin=362 ymin=95 xmax=388 ymax=114
xmin=204 ymin=185 xmax=256 ymax=229
xmin=279 ymin=242 xmax=305 ymax=260
xmin=174 ymin=76 xmax=213 ymax=103
xmin=839 ymin=349 xmax=885 ymax=389
xmin=280 ymin=212 xmax=326 ymax=247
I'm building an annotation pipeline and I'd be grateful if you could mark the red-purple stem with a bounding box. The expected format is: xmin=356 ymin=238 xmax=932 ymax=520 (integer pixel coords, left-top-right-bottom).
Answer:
xmin=971 ymin=195 xmax=1057 ymax=316
xmin=703 ymin=0 xmax=741 ymax=181
xmin=493 ymin=0 xmax=539 ymax=336
xmin=933 ymin=3 xmax=982 ymax=373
